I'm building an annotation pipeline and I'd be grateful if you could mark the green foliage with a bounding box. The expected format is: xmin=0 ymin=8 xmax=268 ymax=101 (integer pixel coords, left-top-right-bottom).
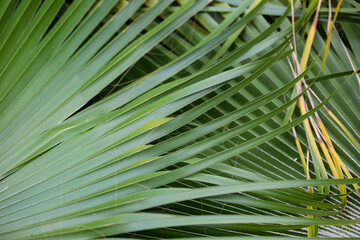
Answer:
xmin=0 ymin=0 xmax=359 ymax=239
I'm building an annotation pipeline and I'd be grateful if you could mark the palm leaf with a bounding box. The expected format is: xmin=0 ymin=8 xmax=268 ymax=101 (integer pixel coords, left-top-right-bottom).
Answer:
xmin=0 ymin=0 xmax=359 ymax=239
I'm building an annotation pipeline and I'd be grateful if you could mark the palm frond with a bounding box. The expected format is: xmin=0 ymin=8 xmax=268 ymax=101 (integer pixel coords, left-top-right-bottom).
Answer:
xmin=0 ymin=0 xmax=359 ymax=239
